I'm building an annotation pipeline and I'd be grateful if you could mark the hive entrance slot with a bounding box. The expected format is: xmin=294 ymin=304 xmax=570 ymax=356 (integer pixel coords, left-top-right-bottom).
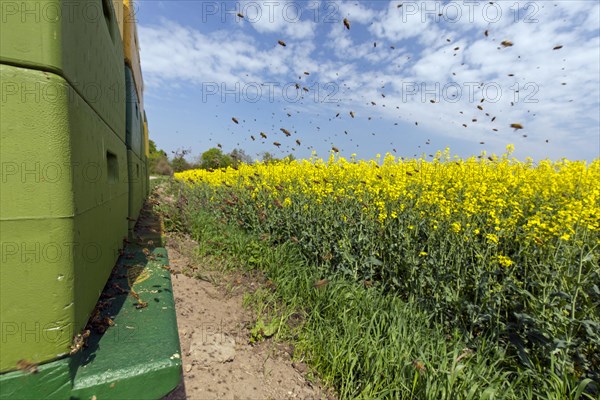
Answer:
xmin=106 ymin=151 xmax=118 ymax=183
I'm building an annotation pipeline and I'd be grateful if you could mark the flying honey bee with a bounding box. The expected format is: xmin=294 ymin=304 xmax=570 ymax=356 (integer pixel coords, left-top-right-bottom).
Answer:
xmin=553 ymin=45 xmax=563 ymax=50
xmin=463 ymin=124 xmax=468 ymax=127
xmin=508 ymin=73 xmax=514 ymax=76
xmin=16 ymin=359 xmax=39 ymax=374
xmin=492 ymin=128 xmax=498 ymax=132
xmin=371 ymin=101 xmax=376 ymax=105
xmin=237 ymin=12 xmax=244 ymax=18
xmin=336 ymin=113 xmax=340 ymax=118
xmin=332 ymin=146 xmax=339 ymax=152
xmin=430 ymin=99 xmax=436 ymax=103
xmin=374 ymin=42 xmax=377 ymax=47
xmin=273 ymin=141 xmax=281 ymax=147
xmin=343 ymin=18 xmax=350 ymax=30
xmin=454 ymin=46 xmax=459 ymax=51
xmin=232 ymin=117 xmax=239 ymax=124
xmin=296 ymin=139 xmax=301 ymax=145
xmin=491 ymin=116 xmax=496 ymax=122
xmin=295 ymin=83 xmax=300 ymax=89
xmin=217 ymin=143 xmax=222 ymax=149
xmin=349 ymin=111 xmax=355 ymax=118
xmin=484 ymin=30 xmax=489 ymax=37
xmin=304 ymin=71 xmax=310 ymax=75
xmin=501 ymin=40 xmax=513 ymax=47
xmin=303 ymin=87 xmax=309 ymax=92
xmin=278 ymin=40 xmax=286 ymax=47
xmin=280 ymin=128 xmax=291 ymax=136
xmin=413 ymin=360 xmax=426 ymax=373
xmin=510 ymin=123 xmax=524 ymax=130
xmin=480 ymin=141 xmax=485 ymax=144
xmin=477 ymin=105 xmax=483 ymax=110
xmin=314 ymin=279 xmax=329 ymax=289
xmin=260 ymin=132 xmax=267 ymax=139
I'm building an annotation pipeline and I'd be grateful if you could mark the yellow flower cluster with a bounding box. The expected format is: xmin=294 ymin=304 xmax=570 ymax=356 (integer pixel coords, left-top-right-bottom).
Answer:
xmin=176 ymin=148 xmax=600 ymax=244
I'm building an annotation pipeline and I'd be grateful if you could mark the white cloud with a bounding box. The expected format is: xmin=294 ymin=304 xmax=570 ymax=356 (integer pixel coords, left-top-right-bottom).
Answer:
xmin=336 ymin=0 xmax=378 ymax=24
xmin=139 ymin=20 xmax=300 ymax=88
xmin=369 ymin=1 xmax=442 ymax=45
xmin=241 ymin=0 xmax=316 ymax=40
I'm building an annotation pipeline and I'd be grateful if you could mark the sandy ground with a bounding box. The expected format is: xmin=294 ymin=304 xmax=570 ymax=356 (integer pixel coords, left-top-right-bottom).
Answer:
xmin=161 ymin=232 xmax=331 ymax=400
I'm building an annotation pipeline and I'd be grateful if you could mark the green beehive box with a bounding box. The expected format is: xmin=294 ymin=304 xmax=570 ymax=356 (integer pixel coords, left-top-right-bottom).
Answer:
xmin=0 ymin=64 xmax=129 ymax=373
xmin=0 ymin=0 xmax=125 ymax=141
xmin=127 ymin=150 xmax=144 ymax=230
xmin=125 ymin=65 xmax=143 ymax=157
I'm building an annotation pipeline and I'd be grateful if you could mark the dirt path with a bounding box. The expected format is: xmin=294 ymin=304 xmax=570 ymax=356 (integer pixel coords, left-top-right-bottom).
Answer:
xmin=162 ymin=233 xmax=330 ymax=400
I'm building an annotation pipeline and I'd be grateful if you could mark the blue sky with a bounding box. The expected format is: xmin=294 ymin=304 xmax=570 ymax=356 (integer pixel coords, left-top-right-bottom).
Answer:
xmin=136 ymin=1 xmax=600 ymax=162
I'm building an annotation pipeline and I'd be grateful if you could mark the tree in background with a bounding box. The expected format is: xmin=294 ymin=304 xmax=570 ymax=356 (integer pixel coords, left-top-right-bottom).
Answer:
xmin=229 ymin=148 xmax=252 ymax=167
xmin=200 ymin=148 xmax=234 ymax=169
xmin=148 ymin=139 xmax=172 ymax=175
xmin=171 ymin=148 xmax=192 ymax=173
xmin=261 ymin=152 xmax=295 ymax=164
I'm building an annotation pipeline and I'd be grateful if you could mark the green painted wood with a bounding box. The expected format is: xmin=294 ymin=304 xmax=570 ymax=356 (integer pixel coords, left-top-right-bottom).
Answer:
xmin=71 ymin=218 xmax=182 ymax=399
xmin=0 ymin=0 xmax=125 ymax=141
xmin=0 ymin=64 xmax=128 ymax=373
xmin=0 ymin=358 xmax=72 ymax=399
xmin=0 ymin=210 xmax=182 ymax=399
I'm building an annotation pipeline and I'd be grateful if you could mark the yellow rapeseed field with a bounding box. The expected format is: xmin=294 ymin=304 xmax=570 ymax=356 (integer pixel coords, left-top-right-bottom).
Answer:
xmin=173 ymin=146 xmax=600 ymax=392
xmin=176 ymin=146 xmax=599 ymax=247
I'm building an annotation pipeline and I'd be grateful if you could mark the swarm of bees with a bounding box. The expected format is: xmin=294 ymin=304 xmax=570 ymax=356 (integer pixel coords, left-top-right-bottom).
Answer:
xmin=212 ymin=2 xmax=571 ymax=161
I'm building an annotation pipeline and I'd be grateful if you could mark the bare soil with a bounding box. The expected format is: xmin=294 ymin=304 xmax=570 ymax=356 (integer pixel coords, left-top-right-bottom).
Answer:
xmin=161 ymin=231 xmax=331 ymax=400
